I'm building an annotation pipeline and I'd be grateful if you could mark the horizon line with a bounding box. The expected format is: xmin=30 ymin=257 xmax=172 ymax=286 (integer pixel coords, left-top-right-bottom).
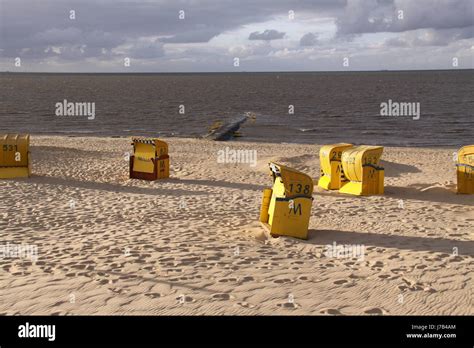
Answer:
xmin=1 ymin=68 xmax=473 ymax=74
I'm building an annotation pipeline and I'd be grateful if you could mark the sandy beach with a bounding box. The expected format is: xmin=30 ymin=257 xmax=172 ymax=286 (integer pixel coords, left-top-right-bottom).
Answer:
xmin=0 ymin=136 xmax=472 ymax=315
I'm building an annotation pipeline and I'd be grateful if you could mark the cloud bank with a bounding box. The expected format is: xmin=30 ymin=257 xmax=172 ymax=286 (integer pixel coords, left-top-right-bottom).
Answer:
xmin=0 ymin=0 xmax=472 ymax=72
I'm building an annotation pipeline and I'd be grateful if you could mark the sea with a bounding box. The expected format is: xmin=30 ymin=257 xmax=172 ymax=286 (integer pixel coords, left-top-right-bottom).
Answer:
xmin=1 ymin=70 xmax=472 ymax=146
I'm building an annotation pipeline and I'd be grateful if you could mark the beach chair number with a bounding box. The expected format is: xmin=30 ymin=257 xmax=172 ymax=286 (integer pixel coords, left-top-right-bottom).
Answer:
xmin=465 ymin=166 xmax=473 ymax=178
xmin=331 ymin=151 xmax=342 ymax=160
xmin=288 ymin=184 xmax=311 ymax=195
xmin=364 ymin=156 xmax=377 ymax=165
xmin=289 ymin=202 xmax=302 ymax=215
xmin=346 ymin=157 xmax=355 ymax=164
xmin=2 ymin=145 xmax=18 ymax=152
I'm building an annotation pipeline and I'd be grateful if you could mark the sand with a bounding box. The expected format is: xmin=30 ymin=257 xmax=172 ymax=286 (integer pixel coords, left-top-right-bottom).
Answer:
xmin=0 ymin=136 xmax=472 ymax=315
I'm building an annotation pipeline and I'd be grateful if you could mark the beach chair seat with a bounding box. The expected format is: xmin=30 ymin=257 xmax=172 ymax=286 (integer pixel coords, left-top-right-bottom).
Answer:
xmin=0 ymin=134 xmax=31 ymax=179
xmin=339 ymin=145 xmax=384 ymax=196
xmin=259 ymin=162 xmax=313 ymax=239
xmin=456 ymin=145 xmax=474 ymax=194
xmin=129 ymin=138 xmax=169 ymax=181
xmin=318 ymin=143 xmax=353 ymax=190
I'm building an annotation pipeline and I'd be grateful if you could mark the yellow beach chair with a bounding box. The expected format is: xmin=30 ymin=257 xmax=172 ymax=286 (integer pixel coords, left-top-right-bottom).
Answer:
xmin=130 ymin=138 xmax=169 ymax=180
xmin=339 ymin=146 xmax=384 ymax=196
xmin=456 ymin=145 xmax=474 ymax=194
xmin=259 ymin=162 xmax=313 ymax=239
xmin=0 ymin=134 xmax=31 ymax=179
xmin=318 ymin=143 xmax=353 ymax=190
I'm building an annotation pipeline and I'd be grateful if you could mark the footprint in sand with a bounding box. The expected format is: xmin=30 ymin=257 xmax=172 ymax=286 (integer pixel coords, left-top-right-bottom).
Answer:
xmin=145 ymin=293 xmax=161 ymax=299
xmin=364 ymin=307 xmax=385 ymax=315
xmin=277 ymin=302 xmax=298 ymax=309
xmin=236 ymin=260 xmax=252 ymax=265
xmin=176 ymin=295 xmax=195 ymax=303
xmin=425 ymin=255 xmax=443 ymax=262
xmin=423 ymin=287 xmax=436 ymax=293
xmin=390 ymin=267 xmax=407 ymax=274
xmin=236 ymin=301 xmax=255 ymax=309
xmin=449 ymin=256 xmax=463 ymax=263
xmin=334 ymin=279 xmax=348 ymax=285
xmin=211 ymin=293 xmax=231 ymax=301
xmin=320 ymin=308 xmax=342 ymax=315
xmin=370 ymin=261 xmax=384 ymax=269
xmin=349 ymin=273 xmax=363 ymax=279
xmin=109 ymin=287 xmax=127 ymax=295
xmin=401 ymin=277 xmax=425 ymax=291
xmin=274 ymin=278 xmax=293 ymax=284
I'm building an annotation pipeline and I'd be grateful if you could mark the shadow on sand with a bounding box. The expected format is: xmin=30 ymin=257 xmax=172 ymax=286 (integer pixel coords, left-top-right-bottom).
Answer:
xmin=24 ymin=175 xmax=266 ymax=196
xmin=385 ymin=184 xmax=473 ymax=206
xmin=315 ymin=184 xmax=472 ymax=206
xmin=168 ymin=178 xmax=266 ymax=191
xmin=305 ymin=229 xmax=473 ymax=257
xmin=381 ymin=159 xmax=421 ymax=177
xmin=27 ymin=175 xmax=209 ymax=197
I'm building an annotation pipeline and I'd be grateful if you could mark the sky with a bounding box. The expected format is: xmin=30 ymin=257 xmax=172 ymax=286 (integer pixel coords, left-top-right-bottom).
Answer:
xmin=0 ymin=0 xmax=473 ymax=72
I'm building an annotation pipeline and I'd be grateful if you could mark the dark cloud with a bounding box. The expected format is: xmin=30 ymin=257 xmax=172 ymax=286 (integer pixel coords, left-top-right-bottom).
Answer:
xmin=0 ymin=0 xmax=472 ymax=71
xmin=384 ymin=37 xmax=408 ymax=47
xmin=129 ymin=39 xmax=165 ymax=59
xmin=160 ymin=28 xmax=221 ymax=43
xmin=0 ymin=0 xmax=344 ymax=58
xmin=384 ymin=26 xmax=474 ymax=47
xmin=248 ymin=29 xmax=285 ymax=41
xmin=336 ymin=0 xmax=474 ymax=36
xmin=300 ymin=32 xmax=319 ymax=46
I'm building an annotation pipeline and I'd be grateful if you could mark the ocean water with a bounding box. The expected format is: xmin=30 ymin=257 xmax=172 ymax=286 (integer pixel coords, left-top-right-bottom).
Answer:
xmin=0 ymin=70 xmax=472 ymax=146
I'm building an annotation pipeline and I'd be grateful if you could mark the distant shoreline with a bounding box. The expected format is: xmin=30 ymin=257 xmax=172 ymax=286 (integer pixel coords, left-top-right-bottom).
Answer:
xmin=21 ymin=134 xmax=460 ymax=149
xmin=1 ymin=69 xmax=473 ymax=75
